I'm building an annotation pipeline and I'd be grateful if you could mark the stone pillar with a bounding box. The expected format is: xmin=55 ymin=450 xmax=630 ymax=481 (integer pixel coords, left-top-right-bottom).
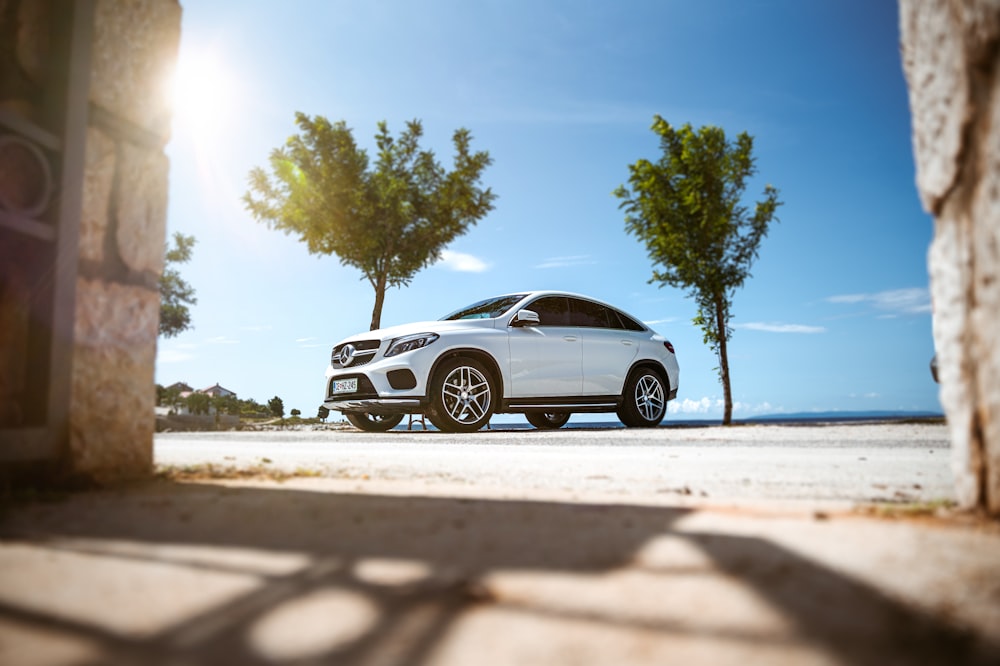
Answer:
xmin=900 ymin=0 xmax=1000 ymax=515
xmin=70 ymin=0 xmax=180 ymax=482
xmin=0 ymin=0 xmax=180 ymax=482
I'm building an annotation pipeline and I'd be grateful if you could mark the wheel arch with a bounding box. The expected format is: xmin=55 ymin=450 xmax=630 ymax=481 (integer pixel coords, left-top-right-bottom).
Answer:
xmin=429 ymin=348 xmax=504 ymax=397
xmin=626 ymin=360 xmax=671 ymax=394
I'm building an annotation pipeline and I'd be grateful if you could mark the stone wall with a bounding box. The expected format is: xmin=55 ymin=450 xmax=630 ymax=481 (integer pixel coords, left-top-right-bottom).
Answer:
xmin=900 ymin=0 xmax=1000 ymax=515
xmin=0 ymin=0 xmax=181 ymax=482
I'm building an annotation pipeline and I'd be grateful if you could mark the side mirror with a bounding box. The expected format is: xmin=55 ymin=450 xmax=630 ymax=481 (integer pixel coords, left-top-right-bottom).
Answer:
xmin=511 ymin=309 xmax=540 ymax=327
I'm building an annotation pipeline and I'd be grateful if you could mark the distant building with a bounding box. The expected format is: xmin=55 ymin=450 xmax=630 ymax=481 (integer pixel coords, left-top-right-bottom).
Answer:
xmin=200 ymin=383 xmax=237 ymax=399
xmin=158 ymin=382 xmax=238 ymax=415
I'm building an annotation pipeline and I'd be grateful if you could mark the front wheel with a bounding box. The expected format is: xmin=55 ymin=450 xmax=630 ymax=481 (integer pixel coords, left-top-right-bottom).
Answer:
xmin=426 ymin=357 xmax=496 ymax=433
xmin=525 ymin=411 xmax=570 ymax=429
xmin=617 ymin=368 xmax=667 ymax=428
xmin=345 ymin=412 xmax=404 ymax=432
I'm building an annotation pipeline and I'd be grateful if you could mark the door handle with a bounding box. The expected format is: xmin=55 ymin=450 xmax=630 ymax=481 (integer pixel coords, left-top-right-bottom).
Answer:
xmin=563 ymin=335 xmax=579 ymax=342
xmin=621 ymin=339 xmax=633 ymax=346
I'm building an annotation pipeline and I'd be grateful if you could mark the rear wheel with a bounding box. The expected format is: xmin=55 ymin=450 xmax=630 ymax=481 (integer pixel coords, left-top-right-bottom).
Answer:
xmin=525 ymin=411 xmax=570 ymax=429
xmin=426 ymin=357 xmax=496 ymax=433
xmin=617 ymin=367 xmax=667 ymax=428
xmin=345 ymin=412 xmax=404 ymax=432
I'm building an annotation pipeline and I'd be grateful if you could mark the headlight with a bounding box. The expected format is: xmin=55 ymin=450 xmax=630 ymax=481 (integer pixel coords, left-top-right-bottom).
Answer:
xmin=385 ymin=332 xmax=439 ymax=358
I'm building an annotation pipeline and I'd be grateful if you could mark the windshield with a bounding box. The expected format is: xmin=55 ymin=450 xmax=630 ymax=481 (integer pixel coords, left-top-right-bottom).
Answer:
xmin=442 ymin=294 xmax=528 ymax=320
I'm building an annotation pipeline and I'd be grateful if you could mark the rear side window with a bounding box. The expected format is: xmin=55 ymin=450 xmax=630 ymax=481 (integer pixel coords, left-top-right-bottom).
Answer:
xmin=527 ymin=296 xmax=571 ymax=326
xmin=614 ymin=310 xmax=646 ymax=331
xmin=570 ymin=298 xmax=613 ymax=328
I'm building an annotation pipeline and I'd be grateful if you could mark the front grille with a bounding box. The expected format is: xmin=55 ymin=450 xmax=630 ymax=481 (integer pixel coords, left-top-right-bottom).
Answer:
xmin=331 ymin=339 xmax=381 ymax=369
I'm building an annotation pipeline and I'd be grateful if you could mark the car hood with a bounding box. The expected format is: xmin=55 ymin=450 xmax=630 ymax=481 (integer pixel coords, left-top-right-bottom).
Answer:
xmin=337 ymin=318 xmax=498 ymax=344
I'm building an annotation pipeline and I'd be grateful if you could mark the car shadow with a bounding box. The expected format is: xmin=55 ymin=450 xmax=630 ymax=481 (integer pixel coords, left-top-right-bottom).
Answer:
xmin=0 ymin=482 xmax=994 ymax=665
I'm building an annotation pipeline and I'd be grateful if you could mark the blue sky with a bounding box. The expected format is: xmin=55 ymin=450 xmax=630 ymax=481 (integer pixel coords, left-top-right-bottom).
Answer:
xmin=156 ymin=0 xmax=939 ymax=421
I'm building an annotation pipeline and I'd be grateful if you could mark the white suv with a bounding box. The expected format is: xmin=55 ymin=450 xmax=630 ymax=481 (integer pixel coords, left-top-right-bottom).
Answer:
xmin=323 ymin=291 xmax=679 ymax=432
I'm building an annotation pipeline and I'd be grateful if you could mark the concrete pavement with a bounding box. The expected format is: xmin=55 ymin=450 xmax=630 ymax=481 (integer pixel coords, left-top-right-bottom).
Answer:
xmin=1 ymin=472 xmax=999 ymax=666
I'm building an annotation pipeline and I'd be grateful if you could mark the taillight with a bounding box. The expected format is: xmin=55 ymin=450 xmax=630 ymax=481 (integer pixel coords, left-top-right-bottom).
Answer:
xmin=664 ymin=341 xmax=675 ymax=354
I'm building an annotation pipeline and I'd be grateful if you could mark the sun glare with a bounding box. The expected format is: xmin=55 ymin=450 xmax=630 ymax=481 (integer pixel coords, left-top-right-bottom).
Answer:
xmin=168 ymin=47 xmax=237 ymax=140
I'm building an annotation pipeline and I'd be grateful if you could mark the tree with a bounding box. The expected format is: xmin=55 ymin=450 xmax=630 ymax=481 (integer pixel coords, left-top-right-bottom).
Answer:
xmin=185 ymin=392 xmax=211 ymax=416
xmin=267 ymin=396 xmax=285 ymax=419
xmin=290 ymin=408 xmax=301 ymax=418
xmin=240 ymin=398 xmax=269 ymax=418
xmin=317 ymin=405 xmax=330 ymax=422
xmin=212 ymin=394 xmax=239 ymax=416
xmin=160 ymin=385 xmax=182 ymax=413
xmin=244 ymin=114 xmax=496 ymax=330
xmin=614 ymin=117 xmax=781 ymax=425
xmin=159 ymin=232 xmax=198 ymax=338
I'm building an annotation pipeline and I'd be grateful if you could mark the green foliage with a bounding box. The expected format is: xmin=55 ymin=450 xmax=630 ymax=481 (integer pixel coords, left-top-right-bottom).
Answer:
xmin=159 ymin=232 xmax=198 ymax=338
xmin=290 ymin=408 xmax=301 ymax=417
xmin=212 ymin=394 xmax=240 ymax=416
xmin=244 ymin=114 xmax=496 ymax=330
xmin=615 ymin=116 xmax=781 ymax=424
xmin=184 ymin=392 xmax=211 ymax=416
xmin=158 ymin=385 xmax=183 ymax=411
xmin=239 ymin=398 xmax=269 ymax=417
xmin=267 ymin=396 xmax=285 ymax=418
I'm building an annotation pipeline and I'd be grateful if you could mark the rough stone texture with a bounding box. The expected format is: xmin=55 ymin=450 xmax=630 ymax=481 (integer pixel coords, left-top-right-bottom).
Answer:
xmin=901 ymin=0 xmax=1000 ymax=514
xmin=68 ymin=277 xmax=159 ymax=481
xmin=58 ymin=0 xmax=181 ymax=482
xmin=115 ymin=140 xmax=169 ymax=275
xmin=79 ymin=127 xmax=115 ymax=263
xmin=90 ymin=0 xmax=181 ymax=144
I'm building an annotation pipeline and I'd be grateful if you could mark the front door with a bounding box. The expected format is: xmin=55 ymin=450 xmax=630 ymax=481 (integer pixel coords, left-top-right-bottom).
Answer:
xmin=507 ymin=296 xmax=582 ymax=397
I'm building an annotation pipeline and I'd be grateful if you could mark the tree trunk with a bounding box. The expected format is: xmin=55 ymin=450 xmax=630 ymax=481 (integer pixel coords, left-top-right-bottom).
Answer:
xmin=900 ymin=0 xmax=1000 ymax=515
xmin=370 ymin=274 xmax=386 ymax=331
xmin=715 ymin=296 xmax=733 ymax=426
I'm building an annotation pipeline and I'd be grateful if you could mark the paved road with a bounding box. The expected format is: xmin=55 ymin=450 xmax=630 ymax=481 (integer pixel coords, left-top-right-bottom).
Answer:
xmin=8 ymin=421 xmax=999 ymax=666
xmin=155 ymin=422 xmax=953 ymax=507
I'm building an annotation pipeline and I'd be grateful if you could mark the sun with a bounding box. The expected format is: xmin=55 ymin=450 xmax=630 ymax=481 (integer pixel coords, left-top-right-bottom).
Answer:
xmin=167 ymin=46 xmax=237 ymax=141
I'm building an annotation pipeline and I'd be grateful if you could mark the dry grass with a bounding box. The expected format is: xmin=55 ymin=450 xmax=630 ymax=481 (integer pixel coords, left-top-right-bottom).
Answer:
xmin=155 ymin=463 xmax=325 ymax=482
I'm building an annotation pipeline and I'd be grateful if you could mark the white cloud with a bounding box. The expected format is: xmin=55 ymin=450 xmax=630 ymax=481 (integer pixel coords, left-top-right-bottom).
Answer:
xmin=736 ymin=322 xmax=826 ymax=334
xmin=206 ymin=336 xmax=239 ymax=345
xmin=296 ymin=337 xmax=318 ymax=343
xmin=535 ymin=255 xmax=598 ymax=269
xmin=669 ymin=397 xmax=715 ymax=414
xmin=437 ymin=250 xmax=490 ymax=272
xmin=827 ymin=288 xmax=931 ymax=315
xmin=643 ymin=317 xmax=679 ymax=326
xmin=668 ymin=397 xmax=779 ymax=415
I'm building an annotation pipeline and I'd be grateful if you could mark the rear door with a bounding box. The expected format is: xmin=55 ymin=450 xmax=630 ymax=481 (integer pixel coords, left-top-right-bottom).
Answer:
xmin=570 ymin=298 xmax=640 ymax=396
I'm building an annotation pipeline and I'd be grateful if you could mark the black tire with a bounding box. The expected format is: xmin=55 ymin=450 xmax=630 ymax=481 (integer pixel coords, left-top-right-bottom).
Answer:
xmin=345 ymin=412 xmax=404 ymax=432
xmin=425 ymin=357 xmax=496 ymax=433
xmin=525 ymin=411 xmax=570 ymax=429
xmin=617 ymin=367 xmax=667 ymax=428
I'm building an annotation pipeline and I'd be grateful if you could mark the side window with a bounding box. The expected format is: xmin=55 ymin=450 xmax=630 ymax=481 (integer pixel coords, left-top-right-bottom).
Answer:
xmin=569 ymin=299 xmax=613 ymax=328
xmin=526 ymin=296 xmax=571 ymax=326
xmin=615 ymin=310 xmax=646 ymax=331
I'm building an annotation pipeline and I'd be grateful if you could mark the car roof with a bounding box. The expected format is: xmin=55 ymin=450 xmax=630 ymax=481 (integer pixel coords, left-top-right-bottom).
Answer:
xmin=503 ymin=291 xmax=651 ymax=329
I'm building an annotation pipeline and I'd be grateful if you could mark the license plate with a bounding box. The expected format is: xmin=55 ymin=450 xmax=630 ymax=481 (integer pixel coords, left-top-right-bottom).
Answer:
xmin=332 ymin=378 xmax=358 ymax=394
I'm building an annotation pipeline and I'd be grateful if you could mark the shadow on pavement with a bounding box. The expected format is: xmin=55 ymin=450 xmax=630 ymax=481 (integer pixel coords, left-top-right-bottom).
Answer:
xmin=0 ymin=481 xmax=995 ymax=665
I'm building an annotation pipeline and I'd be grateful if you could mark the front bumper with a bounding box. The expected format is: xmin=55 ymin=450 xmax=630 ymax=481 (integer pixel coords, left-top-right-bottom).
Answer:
xmin=326 ymin=397 xmax=424 ymax=415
